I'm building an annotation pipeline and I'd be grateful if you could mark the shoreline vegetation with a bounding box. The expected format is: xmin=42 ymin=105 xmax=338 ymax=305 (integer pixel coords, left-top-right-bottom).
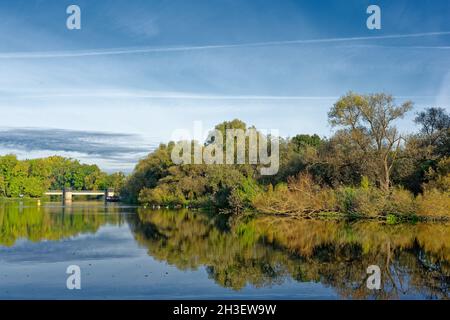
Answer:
xmin=121 ymin=92 xmax=449 ymax=222
xmin=1 ymin=92 xmax=449 ymax=222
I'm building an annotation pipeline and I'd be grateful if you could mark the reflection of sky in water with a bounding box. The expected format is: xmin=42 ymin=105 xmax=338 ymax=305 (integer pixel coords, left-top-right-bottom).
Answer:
xmin=0 ymin=201 xmax=448 ymax=300
xmin=0 ymin=222 xmax=338 ymax=299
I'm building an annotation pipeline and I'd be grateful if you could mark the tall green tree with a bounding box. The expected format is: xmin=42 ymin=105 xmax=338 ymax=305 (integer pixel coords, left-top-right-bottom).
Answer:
xmin=328 ymin=92 xmax=413 ymax=191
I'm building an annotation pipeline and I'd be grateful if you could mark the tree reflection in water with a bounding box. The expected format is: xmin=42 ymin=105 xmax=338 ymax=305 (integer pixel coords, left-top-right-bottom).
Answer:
xmin=0 ymin=201 xmax=448 ymax=299
xmin=0 ymin=201 xmax=124 ymax=246
xmin=130 ymin=209 xmax=449 ymax=299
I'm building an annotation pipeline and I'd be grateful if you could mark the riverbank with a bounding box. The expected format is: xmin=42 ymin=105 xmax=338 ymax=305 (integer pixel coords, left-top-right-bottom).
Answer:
xmin=0 ymin=192 xmax=450 ymax=225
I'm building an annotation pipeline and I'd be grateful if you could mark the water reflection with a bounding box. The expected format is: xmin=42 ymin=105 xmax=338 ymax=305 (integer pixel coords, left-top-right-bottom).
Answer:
xmin=130 ymin=209 xmax=449 ymax=299
xmin=0 ymin=201 xmax=448 ymax=299
xmin=0 ymin=200 xmax=125 ymax=246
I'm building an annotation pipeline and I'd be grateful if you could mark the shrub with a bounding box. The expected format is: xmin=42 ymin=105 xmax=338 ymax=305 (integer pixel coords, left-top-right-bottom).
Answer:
xmin=336 ymin=186 xmax=386 ymax=217
xmin=360 ymin=176 xmax=371 ymax=189
xmin=252 ymin=173 xmax=337 ymax=215
xmin=188 ymin=195 xmax=212 ymax=209
xmin=355 ymin=187 xmax=386 ymax=217
xmin=336 ymin=187 xmax=357 ymax=213
xmin=139 ymin=185 xmax=186 ymax=206
xmin=252 ymin=183 xmax=293 ymax=214
xmin=384 ymin=187 xmax=416 ymax=216
xmin=386 ymin=214 xmax=399 ymax=225
xmin=423 ymin=157 xmax=450 ymax=192
xmin=416 ymin=189 xmax=450 ymax=218
xmin=433 ymin=173 xmax=450 ymax=192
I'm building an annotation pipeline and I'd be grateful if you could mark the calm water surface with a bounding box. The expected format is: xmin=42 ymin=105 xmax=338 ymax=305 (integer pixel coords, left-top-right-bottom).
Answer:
xmin=0 ymin=200 xmax=448 ymax=299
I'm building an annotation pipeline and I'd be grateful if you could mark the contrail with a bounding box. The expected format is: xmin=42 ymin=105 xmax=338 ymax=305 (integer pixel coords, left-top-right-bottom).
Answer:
xmin=337 ymin=44 xmax=450 ymax=50
xmin=0 ymin=91 xmax=340 ymax=100
xmin=0 ymin=31 xmax=449 ymax=59
xmin=0 ymin=90 xmax=444 ymax=101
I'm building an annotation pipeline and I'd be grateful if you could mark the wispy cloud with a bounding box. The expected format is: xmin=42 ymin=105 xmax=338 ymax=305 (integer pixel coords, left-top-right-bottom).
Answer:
xmin=0 ymin=89 xmax=446 ymax=101
xmin=0 ymin=31 xmax=449 ymax=59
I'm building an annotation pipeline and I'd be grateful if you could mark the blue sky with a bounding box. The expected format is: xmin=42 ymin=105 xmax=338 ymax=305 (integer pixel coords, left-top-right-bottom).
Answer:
xmin=0 ymin=0 xmax=449 ymax=171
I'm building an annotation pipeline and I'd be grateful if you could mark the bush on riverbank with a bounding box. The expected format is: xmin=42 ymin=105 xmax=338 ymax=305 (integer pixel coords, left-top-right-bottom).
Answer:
xmin=252 ymin=174 xmax=449 ymax=219
xmin=416 ymin=189 xmax=450 ymax=218
xmin=252 ymin=173 xmax=337 ymax=215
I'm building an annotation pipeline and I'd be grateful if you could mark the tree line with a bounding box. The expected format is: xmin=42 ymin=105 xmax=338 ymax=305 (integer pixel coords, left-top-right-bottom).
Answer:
xmin=121 ymin=92 xmax=450 ymax=219
xmin=0 ymin=155 xmax=125 ymax=198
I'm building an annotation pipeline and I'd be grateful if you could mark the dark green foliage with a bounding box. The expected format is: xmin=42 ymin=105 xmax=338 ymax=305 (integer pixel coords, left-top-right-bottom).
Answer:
xmin=291 ymin=134 xmax=322 ymax=151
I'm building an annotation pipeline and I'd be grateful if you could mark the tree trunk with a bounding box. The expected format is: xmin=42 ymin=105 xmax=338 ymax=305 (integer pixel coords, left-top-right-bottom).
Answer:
xmin=382 ymin=159 xmax=390 ymax=191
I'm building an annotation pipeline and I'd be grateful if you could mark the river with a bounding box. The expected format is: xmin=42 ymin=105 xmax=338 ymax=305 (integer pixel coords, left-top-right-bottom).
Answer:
xmin=0 ymin=200 xmax=448 ymax=299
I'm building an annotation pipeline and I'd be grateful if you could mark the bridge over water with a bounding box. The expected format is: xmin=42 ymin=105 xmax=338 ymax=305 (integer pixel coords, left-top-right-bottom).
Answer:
xmin=45 ymin=189 xmax=117 ymax=202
